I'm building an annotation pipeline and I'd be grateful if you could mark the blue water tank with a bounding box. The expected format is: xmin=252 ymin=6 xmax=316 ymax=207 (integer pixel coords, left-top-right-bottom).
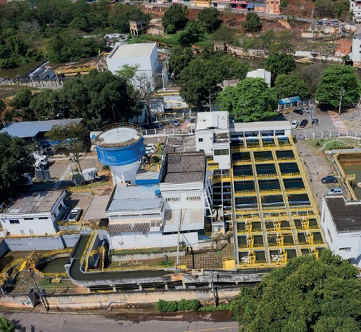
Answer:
xmin=95 ymin=127 xmax=146 ymax=167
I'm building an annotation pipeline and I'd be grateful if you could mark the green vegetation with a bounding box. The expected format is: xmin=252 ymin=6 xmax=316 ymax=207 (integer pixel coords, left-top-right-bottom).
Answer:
xmin=243 ymin=12 xmax=262 ymax=34
xmin=275 ymin=74 xmax=310 ymax=99
xmin=155 ymin=299 xmax=230 ymax=313
xmin=217 ymin=78 xmax=278 ymax=121
xmin=177 ymin=299 xmax=201 ymax=311
xmin=230 ymin=250 xmax=361 ymax=331
xmin=314 ymin=0 xmax=350 ymax=19
xmin=199 ymin=304 xmax=231 ymax=311
xmin=305 ymin=138 xmax=360 ymax=151
xmin=0 ymin=133 xmax=34 ymax=202
xmin=198 ymin=8 xmax=221 ymax=33
xmin=178 ymin=21 xmax=204 ymax=47
xmin=111 ymin=246 xmax=178 ymax=255
xmin=162 ymin=4 xmax=188 ymax=34
xmin=263 ymin=52 xmax=296 ymax=82
xmin=0 ymin=1 xmax=151 ymax=68
xmin=316 ymin=65 xmax=361 ymax=109
xmin=0 ymin=316 xmax=14 ymax=332
xmin=156 ymin=300 xmax=178 ymax=313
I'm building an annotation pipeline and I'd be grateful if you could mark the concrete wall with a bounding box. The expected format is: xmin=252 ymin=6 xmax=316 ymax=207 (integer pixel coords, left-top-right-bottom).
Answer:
xmin=0 ymin=240 xmax=9 ymax=258
xmin=353 ymin=37 xmax=361 ymax=63
xmin=112 ymin=250 xmax=185 ymax=262
xmin=3 ymin=234 xmax=80 ymax=251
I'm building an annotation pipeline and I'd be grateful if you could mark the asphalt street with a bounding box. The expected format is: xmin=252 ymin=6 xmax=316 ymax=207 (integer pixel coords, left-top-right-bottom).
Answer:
xmin=3 ymin=311 xmax=239 ymax=332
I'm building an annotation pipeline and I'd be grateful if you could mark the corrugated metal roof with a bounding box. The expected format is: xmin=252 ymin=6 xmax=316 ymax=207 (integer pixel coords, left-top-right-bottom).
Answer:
xmin=107 ymin=198 xmax=161 ymax=211
xmin=0 ymin=118 xmax=83 ymax=138
xmin=108 ymin=43 xmax=157 ymax=59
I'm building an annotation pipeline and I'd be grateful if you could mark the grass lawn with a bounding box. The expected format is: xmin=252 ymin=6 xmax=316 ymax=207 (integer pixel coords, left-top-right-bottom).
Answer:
xmin=305 ymin=138 xmax=360 ymax=151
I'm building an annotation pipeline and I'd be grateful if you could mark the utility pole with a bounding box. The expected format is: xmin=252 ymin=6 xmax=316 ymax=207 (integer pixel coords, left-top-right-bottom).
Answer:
xmin=339 ymin=87 xmax=345 ymax=115
xmin=208 ymin=92 xmax=213 ymax=112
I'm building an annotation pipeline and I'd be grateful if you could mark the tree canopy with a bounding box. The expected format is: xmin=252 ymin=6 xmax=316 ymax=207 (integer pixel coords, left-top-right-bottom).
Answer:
xmin=217 ymin=77 xmax=278 ymax=121
xmin=0 ymin=133 xmax=34 ymax=202
xmin=275 ymin=74 xmax=310 ymax=99
xmin=162 ymin=4 xmax=188 ymax=34
xmin=198 ymin=8 xmax=221 ymax=33
xmin=231 ymin=250 xmax=361 ymax=332
xmin=315 ymin=65 xmax=361 ymax=108
xmin=169 ymin=47 xmax=194 ymax=81
xmin=263 ymin=52 xmax=296 ymax=82
xmin=243 ymin=12 xmax=262 ymax=34
xmin=178 ymin=20 xmax=204 ymax=47
xmin=0 ymin=316 xmax=14 ymax=332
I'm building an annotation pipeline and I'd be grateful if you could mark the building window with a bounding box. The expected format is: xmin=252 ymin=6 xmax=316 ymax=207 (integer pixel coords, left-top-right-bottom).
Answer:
xmin=24 ymin=218 xmax=33 ymax=221
xmin=20 ymin=230 xmax=25 ymax=235
xmin=39 ymin=217 xmax=48 ymax=220
xmin=187 ymin=196 xmax=201 ymax=201
xmin=166 ymin=197 xmax=180 ymax=202
xmin=29 ymin=229 xmax=34 ymax=235
xmin=9 ymin=220 xmax=20 ymax=224
xmin=214 ymin=149 xmax=229 ymax=156
xmin=198 ymin=138 xmax=203 ymax=142
xmin=339 ymin=247 xmax=351 ymax=252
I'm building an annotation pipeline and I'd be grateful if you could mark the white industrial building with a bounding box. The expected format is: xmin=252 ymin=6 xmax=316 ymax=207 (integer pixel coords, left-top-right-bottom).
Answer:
xmin=352 ymin=27 xmax=361 ymax=65
xmin=0 ymin=190 xmax=66 ymax=236
xmin=106 ymin=152 xmax=211 ymax=249
xmin=321 ymin=195 xmax=361 ymax=267
xmin=246 ymin=69 xmax=272 ymax=87
xmin=195 ymin=111 xmax=231 ymax=170
xmin=351 ymin=0 xmax=361 ymax=23
xmin=106 ymin=43 xmax=159 ymax=87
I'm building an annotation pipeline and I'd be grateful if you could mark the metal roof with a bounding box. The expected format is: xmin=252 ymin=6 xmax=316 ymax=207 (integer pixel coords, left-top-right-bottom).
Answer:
xmin=5 ymin=190 xmax=65 ymax=214
xmin=108 ymin=43 xmax=157 ymax=59
xmin=107 ymin=185 xmax=162 ymax=212
xmin=0 ymin=118 xmax=83 ymax=139
xmin=196 ymin=111 xmax=229 ymax=131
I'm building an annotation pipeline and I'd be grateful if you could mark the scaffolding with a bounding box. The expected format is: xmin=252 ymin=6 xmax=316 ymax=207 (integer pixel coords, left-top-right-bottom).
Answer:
xmin=228 ymin=136 xmax=325 ymax=269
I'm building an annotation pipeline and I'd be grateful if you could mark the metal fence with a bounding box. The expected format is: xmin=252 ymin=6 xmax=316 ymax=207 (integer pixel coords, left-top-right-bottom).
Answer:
xmin=293 ymin=130 xmax=361 ymax=140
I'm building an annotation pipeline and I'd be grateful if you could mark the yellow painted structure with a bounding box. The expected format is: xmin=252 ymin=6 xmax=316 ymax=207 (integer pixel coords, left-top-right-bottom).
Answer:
xmin=212 ymin=136 xmax=326 ymax=270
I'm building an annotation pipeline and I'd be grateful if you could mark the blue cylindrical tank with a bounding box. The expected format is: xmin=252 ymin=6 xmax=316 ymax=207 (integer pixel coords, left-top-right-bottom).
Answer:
xmin=96 ymin=138 xmax=145 ymax=166
xmin=94 ymin=126 xmax=145 ymax=167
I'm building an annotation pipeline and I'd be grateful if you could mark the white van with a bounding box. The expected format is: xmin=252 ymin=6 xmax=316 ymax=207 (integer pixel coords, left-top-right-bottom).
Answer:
xmin=291 ymin=120 xmax=299 ymax=129
xmin=327 ymin=188 xmax=344 ymax=195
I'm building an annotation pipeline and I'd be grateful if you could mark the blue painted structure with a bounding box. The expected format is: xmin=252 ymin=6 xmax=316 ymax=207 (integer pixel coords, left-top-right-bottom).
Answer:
xmin=96 ymin=138 xmax=145 ymax=167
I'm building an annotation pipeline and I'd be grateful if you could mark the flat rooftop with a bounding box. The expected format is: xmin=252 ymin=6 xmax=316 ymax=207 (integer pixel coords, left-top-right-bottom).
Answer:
xmin=108 ymin=43 xmax=157 ymax=59
xmin=161 ymin=152 xmax=205 ymax=184
xmin=0 ymin=119 xmax=83 ymax=139
xmin=325 ymin=196 xmax=361 ymax=232
xmin=164 ymin=208 xmax=204 ymax=232
xmin=164 ymin=136 xmax=196 ymax=154
xmin=83 ymin=195 xmax=110 ymax=221
xmin=107 ymin=185 xmax=162 ymax=212
xmin=5 ymin=190 xmax=64 ymax=214
xmin=196 ymin=111 xmax=229 ymax=131
xmin=231 ymin=120 xmax=291 ymax=132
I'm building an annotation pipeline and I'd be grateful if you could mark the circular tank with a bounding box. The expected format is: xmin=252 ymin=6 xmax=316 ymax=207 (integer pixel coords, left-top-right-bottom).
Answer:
xmin=95 ymin=126 xmax=145 ymax=167
xmin=94 ymin=125 xmax=145 ymax=184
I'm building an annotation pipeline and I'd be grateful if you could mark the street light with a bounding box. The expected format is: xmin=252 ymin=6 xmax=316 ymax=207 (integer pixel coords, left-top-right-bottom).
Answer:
xmin=338 ymin=87 xmax=345 ymax=115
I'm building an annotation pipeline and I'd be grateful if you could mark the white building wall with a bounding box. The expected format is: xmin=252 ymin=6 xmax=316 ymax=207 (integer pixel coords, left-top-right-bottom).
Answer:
xmin=321 ymin=198 xmax=361 ymax=267
xmin=352 ymin=36 xmax=361 ymax=63
xmin=110 ymin=231 xmax=199 ymax=249
xmin=195 ymin=131 xmax=213 ymax=154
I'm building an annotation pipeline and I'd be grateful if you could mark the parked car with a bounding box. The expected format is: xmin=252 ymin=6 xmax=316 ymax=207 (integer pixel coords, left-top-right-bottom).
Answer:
xmin=65 ymin=208 xmax=83 ymax=222
xmin=293 ymin=108 xmax=304 ymax=115
xmin=145 ymin=144 xmax=156 ymax=154
xmin=276 ymin=15 xmax=283 ymax=19
xmin=299 ymin=107 xmax=310 ymax=113
xmin=327 ymin=187 xmax=344 ymax=195
xmin=169 ymin=119 xmax=180 ymax=127
xmin=153 ymin=122 xmax=164 ymax=129
xmin=312 ymin=118 xmax=319 ymax=125
xmin=321 ymin=175 xmax=338 ymax=184
xmin=300 ymin=119 xmax=308 ymax=128
xmin=291 ymin=120 xmax=299 ymax=129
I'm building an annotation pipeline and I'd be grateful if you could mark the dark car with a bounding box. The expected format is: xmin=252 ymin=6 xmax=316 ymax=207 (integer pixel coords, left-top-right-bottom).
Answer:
xmin=293 ymin=108 xmax=304 ymax=115
xmin=321 ymin=175 xmax=338 ymax=184
xmin=312 ymin=118 xmax=319 ymax=125
xmin=300 ymin=119 xmax=308 ymax=128
xmin=153 ymin=122 xmax=164 ymax=129
xmin=169 ymin=119 xmax=180 ymax=127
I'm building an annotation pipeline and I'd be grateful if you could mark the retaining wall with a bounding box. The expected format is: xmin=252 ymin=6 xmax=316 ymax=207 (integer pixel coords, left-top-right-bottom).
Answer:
xmin=111 ymin=251 xmax=185 ymax=262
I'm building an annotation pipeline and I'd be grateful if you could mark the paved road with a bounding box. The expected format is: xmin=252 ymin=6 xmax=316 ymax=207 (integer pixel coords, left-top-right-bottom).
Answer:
xmin=148 ymin=3 xmax=315 ymax=22
xmin=3 ymin=311 xmax=239 ymax=332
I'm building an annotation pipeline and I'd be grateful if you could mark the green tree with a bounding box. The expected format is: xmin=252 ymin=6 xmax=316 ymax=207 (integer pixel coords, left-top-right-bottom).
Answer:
xmin=45 ymin=122 xmax=88 ymax=185
xmin=243 ymin=12 xmax=262 ymax=34
xmin=316 ymin=64 xmax=361 ymax=109
xmin=231 ymin=250 xmax=361 ymax=332
xmin=298 ymin=63 xmax=326 ymax=95
xmin=0 ymin=316 xmax=14 ymax=332
xmin=29 ymin=90 xmax=63 ymax=120
xmin=263 ymin=52 xmax=296 ymax=82
xmin=0 ymin=133 xmax=34 ymax=202
xmin=155 ymin=300 xmax=178 ymax=313
xmin=60 ymin=70 xmax=140 ymax=129
xmin=275 ymin=74 xmax=310 ymax=99
xmin=169 ymin=47 xmax=194 ymax=81
xmin=179 ymin=57 xmax=223 ymax=108
xmin=0 ymin=99 xmax=6 ymax=123
xmin=162 ymin=4 xmax=188 ymax=34
xmin=69 ymin=16 xmax=89 ymax=31
xmin=280 ymin=0 xmax=288 ymax=11
xmin=116 ymin=64 xmax=139 ymax=85
xmin=211 ymin=26 xmax=236 ymax=44
xmin=198 ymin=8 xmax=221 ymax=33
xmin=108 ymin=5 xmax=150 ymax=33
xmin=9 ymin=88 xmax=32 ymax=111
xmin=217 ymin=77 xmax=278 ymax=121
xmin=178 ymin=20 xmax=204 ymax=47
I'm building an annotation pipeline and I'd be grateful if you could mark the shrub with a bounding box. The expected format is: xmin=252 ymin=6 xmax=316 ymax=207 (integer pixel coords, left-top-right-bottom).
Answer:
xmin=155 ymin=299 xmax=178 ymax=313
xmin=177 ymin=299 xmax=201 ymax=311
